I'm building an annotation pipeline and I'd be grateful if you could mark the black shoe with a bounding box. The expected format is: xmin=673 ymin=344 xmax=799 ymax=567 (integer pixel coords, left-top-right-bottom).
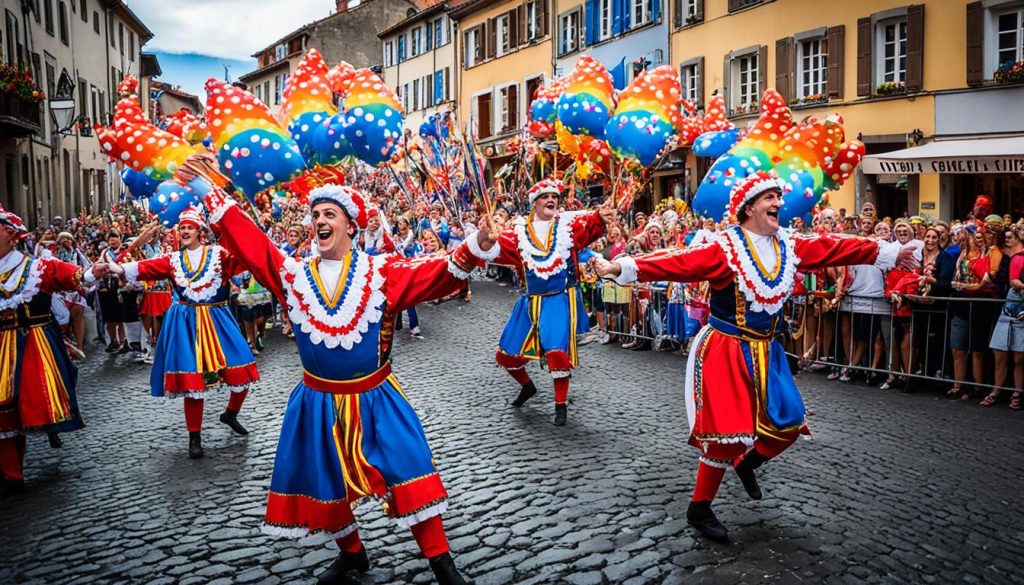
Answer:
xmin=129 ymin=342 xmax=143 ymax=353
xmin=428 ymin=552 xmax=469 ymax=585
xmin=188 ymin=432 xmax=204 ymax=459
xmin=118 ymin=342 xmax=131 ymax=354
xmin=105 ymin=342 xmax=119 ymax=354
xmin=0 ymin=478 xmax=25 ymax=498
xmin=317 ymin=547 xmax=370 ymax=585
xmin=865 ymin=373 xmax=883 ymax=387
xmin=255 ymin=334 xmax=264 ymax=352
xmin=219 ymin=410 xmax=249 ymax=435
xmin=554 ymin=404 xmax=567 ymax=426
xmin=46 ymin=432 xmax=62 ymax=449
xmin=687 ymin=500 xmax=729 ymax=543
xmin=511 ymin=382 xmax=537 ymax=407
xmin=734 ymin=450 xmax=768 ymax=500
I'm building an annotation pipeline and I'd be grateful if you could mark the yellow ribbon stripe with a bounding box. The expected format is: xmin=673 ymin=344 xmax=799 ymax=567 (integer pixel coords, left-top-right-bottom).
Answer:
xmin=0 ymin=330 xmax=15 ymax=404
xmin=194 ymin=306 xmax=227 ymax=377
xmin=31 ymin=328 xmax=70 ymax=423
xmin=332 ymin=393 xmax=378 ymax=499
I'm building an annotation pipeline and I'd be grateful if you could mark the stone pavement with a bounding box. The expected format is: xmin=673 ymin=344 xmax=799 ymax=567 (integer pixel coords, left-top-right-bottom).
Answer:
xmin=2 ymin=281 xmax=1024 ymax=585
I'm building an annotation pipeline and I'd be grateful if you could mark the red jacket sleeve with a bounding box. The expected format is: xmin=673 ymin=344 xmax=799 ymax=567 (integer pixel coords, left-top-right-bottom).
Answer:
xmin=571 ymin=210 xmax=606 ymax=250
xmin=133 ymin=256 xmax=175 ymax=281
xmin=630 ymin=244 xmax=734 ymax=287
xmin=382 ymin=242 xmax=482 ymax=312
xmin=793 ymin=234 xmax=881 ymax=272
xmin=210 ymin=204 xmax=287 ymax=304
xmin=38 ymin=258 xmax=84 ymax=294
xmin=489 ymin=228 xmax=526 ymax=268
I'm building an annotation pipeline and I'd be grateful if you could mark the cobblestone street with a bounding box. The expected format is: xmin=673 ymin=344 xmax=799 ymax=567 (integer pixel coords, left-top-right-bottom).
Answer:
xmin=2 ymin=281 xmax=1023 ymax=584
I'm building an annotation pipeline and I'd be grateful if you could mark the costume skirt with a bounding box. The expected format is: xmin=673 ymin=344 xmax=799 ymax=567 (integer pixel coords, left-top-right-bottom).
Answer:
xmin=262 ymin=375 xmax=447 ymax=538
xmin=683 ymin=322 xmax=808 ymax=451
xmin=497 ymin=289 xmax=588 ymax=367
xmin=0 ymin=322 xmax=83 ymax=437
xmin=665 ymin=302 xmax=689 ymax=340
xmin=149 ymin=302 xmax=258 ymax=398
xmin=139 ymin=291 xmax=172 ymax=317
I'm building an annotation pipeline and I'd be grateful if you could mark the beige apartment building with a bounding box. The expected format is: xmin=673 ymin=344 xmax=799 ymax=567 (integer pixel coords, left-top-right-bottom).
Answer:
xmin=0 ymin=0 xmax=153 ymax=226
xmin=240 ymin=0 xmax=422 ymax=118
xmin=379 ymin=2 xmax=455 ymax=132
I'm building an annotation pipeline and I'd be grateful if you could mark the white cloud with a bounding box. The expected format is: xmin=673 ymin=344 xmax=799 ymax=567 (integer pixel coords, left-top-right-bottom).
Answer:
xmin=128 ymin=0 xmax=331 ymax=61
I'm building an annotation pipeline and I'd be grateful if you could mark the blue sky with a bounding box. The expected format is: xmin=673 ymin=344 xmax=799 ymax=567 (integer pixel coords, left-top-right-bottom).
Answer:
xmin=151 ymin=52 xmax=256 ymax=98
xmin=129 ymin=1 xmax=330 ymax=98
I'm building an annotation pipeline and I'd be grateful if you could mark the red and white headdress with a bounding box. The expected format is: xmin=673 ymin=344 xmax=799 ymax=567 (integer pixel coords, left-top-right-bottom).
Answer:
xmin=528 ymin=178 xmax=565 ymax=204
xmin=178 ymin=206 xmax=207 ymax=230
xmin=726 ymin=170 xmax=787 ymax=223
xmin=309 ymin=184 xmax=368 ymax=229
xmin=0 ymin=205 xmax=28 ymax=242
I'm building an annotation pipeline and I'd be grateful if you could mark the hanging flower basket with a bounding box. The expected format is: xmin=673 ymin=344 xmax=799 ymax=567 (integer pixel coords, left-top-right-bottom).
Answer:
xmin=875 ymin=82 xmax=906 ymax=96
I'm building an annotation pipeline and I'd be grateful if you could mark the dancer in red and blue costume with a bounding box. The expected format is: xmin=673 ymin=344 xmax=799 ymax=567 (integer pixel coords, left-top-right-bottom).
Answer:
xmin=92 ymin=208 xmax=258 ymax=459
xmin=594 ymin=170 xmax=917 ymax=542
xmin=201 ymin=177 xmax=494 ymax=585
xmin=0 ymin=206 xmax=101 ymax=496
xmin=489 ymin=178 xmax=616 ymax=425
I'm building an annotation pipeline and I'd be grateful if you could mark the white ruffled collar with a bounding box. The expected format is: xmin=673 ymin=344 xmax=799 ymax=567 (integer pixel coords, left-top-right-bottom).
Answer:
xmin=169 ymin=245 xmax=224 ymax=303
xmin=281 ymin=249 xmax=386 ymax=350
xmin=0 ymin=253 xmax=44 ymax=311
xmin=512 ymin=211 xmax=586 ymax=280
xmin=718 ymin=226 xmax=799 ymax=314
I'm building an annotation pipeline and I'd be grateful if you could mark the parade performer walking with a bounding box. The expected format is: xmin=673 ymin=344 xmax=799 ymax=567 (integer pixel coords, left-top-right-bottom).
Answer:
xmin=488 ymin=178 xmax=615 ymax=425
xmin=200 ymin=179 xmax=494 ymax=585
xmin=0 ymin=206 xmax=95 ymax=496
xmin=91 ymin=208 xmax=258 ymax=459
xmin=593 ymin=170 xmax=914 ymax=541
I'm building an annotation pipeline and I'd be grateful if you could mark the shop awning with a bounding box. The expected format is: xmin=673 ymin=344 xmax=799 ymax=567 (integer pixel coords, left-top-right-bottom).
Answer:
xmin=860 ymin=136 xmax=1024 ymax=174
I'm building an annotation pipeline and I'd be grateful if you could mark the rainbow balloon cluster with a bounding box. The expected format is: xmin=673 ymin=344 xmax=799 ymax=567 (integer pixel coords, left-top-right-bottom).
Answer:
xmin=205 ymin=78 xmax=306 ymax=200
xmin=278 ymin=49 xmax=338 ymax=162
xmin=527 ymin=77 xmax=567 ymax=138
xmin=556 ymin=55 xmax=614 ymax=141
xmin=692 ymin=89 xmax=865 ymax=225
xmin=95 ymin=95 xmax=201 ymax=182
xmin=603 ymin=65 xmax=683 ymax=167
xmin=334 ymin=68 xmax=404 ymax=166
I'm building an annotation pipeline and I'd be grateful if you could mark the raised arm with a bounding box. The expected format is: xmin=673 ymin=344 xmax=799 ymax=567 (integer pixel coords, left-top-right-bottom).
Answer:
xmin=37 ymin=258 xmax=86 ymax=294
xmin=793 ymin=234 xmax=900 ymax=272
xmin=605 ymin=244 xmax=733 ymax=286
xmin=383 ymin=236 xmax=497 ymax=312
xmin=205 ymin=190 xmax=287 ymax=303
xmin=570 ymin=210 xmax=606 ymax=250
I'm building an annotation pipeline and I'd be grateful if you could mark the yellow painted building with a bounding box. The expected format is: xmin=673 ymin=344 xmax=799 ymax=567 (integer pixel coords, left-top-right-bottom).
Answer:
xmin=668 ymin=0 xmax=1024 ymax=220
xmin=450 ymin=0 xmax=553 ymax=159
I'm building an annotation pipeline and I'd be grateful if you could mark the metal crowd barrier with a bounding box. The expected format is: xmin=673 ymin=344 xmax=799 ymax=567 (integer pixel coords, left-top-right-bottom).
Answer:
xmin=586 ymin=282 xmax=1022 ymax=395
xmin=783 ymin=293 xmax=1022 ymax=394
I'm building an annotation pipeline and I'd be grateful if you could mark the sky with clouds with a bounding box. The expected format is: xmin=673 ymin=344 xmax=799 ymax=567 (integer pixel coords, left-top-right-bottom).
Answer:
xmin=128 ymin=0 xmax=336 ymax=98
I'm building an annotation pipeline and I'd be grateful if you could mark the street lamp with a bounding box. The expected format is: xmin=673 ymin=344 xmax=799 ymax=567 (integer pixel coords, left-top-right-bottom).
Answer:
xmin=49 ymin=68 xmax=77 ymax=135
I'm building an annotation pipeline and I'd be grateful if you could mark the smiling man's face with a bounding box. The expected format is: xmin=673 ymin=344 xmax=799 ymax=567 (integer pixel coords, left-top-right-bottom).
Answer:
xmin=311 ymin=202 xmax=354 ymax=258
xmin=741 ymin=189 xmax=782 ymax=236
xmin=533 ymin=193 xmax=559 ymax=221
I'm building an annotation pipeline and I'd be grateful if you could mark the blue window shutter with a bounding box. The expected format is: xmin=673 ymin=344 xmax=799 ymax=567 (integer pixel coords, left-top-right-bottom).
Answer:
xmin=434 ymin=70 xmax=443 ymax=105
xmin=652 ymin=0 xmax=661 ymax=23
xmin=620 ymin=0 xmax=631 ymax=31
xmin=612 ymin=0 xmax=623 ymax=36
xmin=585 ymin=0 xmax=597 ymax=46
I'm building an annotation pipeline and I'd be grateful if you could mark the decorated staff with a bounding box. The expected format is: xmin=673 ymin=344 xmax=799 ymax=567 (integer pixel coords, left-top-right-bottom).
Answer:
xmin=592 ymin=169 xmax=918 ymax=543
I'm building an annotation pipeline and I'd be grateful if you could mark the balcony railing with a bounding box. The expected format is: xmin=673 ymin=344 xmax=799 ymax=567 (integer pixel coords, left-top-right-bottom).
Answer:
xmin=0 ymin=94 xmax=42 ymax=138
